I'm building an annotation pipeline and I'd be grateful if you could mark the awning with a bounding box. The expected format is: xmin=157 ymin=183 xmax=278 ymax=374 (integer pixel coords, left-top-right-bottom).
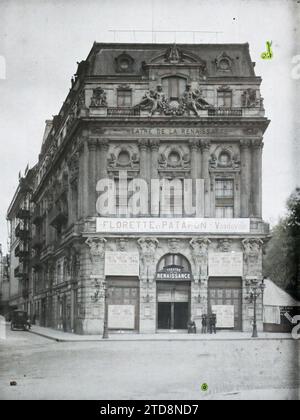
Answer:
xmin=263 ymin=279 xmax=300 ymax=307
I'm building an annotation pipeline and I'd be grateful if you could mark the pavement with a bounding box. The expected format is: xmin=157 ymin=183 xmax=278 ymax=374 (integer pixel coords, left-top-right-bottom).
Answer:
xmin=0 ymin=324 xmax=299 ymax=400
xmin=27 ymin=324 xmax=293 ymax=342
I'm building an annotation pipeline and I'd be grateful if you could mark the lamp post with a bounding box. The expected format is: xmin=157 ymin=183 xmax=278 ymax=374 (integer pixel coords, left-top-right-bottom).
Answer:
xmin=102 ymin=280 xmax=109 ymax=339
xmin=245 ymin=277 xmax=266 ymax=338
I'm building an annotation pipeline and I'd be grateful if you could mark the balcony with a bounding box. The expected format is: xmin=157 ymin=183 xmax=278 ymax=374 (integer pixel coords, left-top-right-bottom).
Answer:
xmin=49 ymin=203 xmax=68 ymax=228
xmin=31 ymin=234 xmax=44 ymax=250
xmin=16 ymin=208 xmax=30 ymax=220
xmin=15 ymin=223 xmax=29 ymax=240
xmin=32 ymin=207 xmax=43 ymax=225
xmin=15 ymin=245 xmax=30 ymax=261
xmin=31 ymin=254 xmax=42 ymax=269
xmin=88 ymin=105 xmax=264 ymax=118
xmin=22 ymin=288 xmax=30 ymax=299
xmin=208 ymin=107 xmax=243 ymax=116
xmin=14 ymin=264 xmax=27 ymax=278
xmin=107 ymin=107 xmax=140 ymax=117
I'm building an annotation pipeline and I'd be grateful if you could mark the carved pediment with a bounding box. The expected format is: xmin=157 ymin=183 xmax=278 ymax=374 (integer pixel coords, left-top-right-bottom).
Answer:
xmin=149 ymin=44 xmax=207 ymax=68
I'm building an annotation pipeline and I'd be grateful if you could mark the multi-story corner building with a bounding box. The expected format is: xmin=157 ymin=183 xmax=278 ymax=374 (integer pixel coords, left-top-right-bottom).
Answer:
xmin=7 ymin=167 xmax=36 ymax=315
xmin=0 ymin=244 xmax=10 ymax=315
xmin=28 ymin=42 xmax=269 ymax=334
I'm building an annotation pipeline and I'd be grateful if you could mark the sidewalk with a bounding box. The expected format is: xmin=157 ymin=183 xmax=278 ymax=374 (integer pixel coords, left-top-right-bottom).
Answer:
xmin=28 ymin=325 xmax=293 ymax=342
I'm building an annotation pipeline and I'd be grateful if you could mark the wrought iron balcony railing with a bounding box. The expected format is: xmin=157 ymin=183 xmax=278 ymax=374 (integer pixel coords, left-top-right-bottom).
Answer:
xmin=15 ymin=223 xmax=30 ymax=239
xmin=14 ymin=264 xmax=27 ymax=278
xmin=49 ymin=204 xmax=68 ymax=228
xmin=31 ymin=234 xmax=44 ymax=250
xmin=208 ymin=107 xmax=243 ymax=116
xmin=15 ymin=245 xmax=30 ymax=261
xmin=31 ymin=254 xmax=42 ymax=269
xmin=32 ymin=207 xmax=43 ymax=225
xmin=107 ymin=107 xmax=140 ymax=116
xmin=16 ymin=208 xmax=30 ymax=220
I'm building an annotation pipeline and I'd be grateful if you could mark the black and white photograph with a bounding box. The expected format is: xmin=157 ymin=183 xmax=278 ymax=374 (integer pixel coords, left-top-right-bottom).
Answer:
xmin=0 ymin=0 xmax=299 ymax=403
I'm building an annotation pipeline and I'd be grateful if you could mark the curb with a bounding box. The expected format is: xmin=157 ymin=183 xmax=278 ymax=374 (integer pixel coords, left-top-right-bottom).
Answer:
xmin=28 ymin=329 xmax=294 ymax=343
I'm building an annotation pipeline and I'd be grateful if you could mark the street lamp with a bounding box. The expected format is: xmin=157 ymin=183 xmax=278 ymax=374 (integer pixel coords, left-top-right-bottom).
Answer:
xmin=102 ymin=280 xmax=109 ymax=339
xmin=245 ymin=277 xmax=266 ymax=338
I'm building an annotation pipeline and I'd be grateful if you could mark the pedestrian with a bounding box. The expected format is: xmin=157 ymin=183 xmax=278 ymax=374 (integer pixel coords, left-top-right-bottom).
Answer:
xmin=211 ymin=313 xmax=217 ymax=334
xmin=187 ymin=318 xmax=196 ymax=334
xmin=201 ymin=314 xmax=207 ymax=334
xmin=208 ymin=314 xmax=212 ymax=334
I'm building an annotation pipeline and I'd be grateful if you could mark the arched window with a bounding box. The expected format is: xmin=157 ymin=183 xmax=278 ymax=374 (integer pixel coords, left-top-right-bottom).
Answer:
xmin=162 ymin=76 xmax=186 ymax=100
xmin=157 ymin=253 xmax=191 ymax=272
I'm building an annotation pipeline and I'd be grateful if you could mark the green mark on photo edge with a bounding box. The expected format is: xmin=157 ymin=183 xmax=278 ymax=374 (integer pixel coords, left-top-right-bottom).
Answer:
xmin=201 ymin=383 xmax=208 ymax=391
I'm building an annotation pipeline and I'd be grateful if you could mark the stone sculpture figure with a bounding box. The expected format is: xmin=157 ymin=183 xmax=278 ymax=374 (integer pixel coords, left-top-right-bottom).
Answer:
xmin=135 ymin=85 xmax=167 ymax=115
xmin=190 ymin=238 xmax=211 ymax=279
xmin=90 ymin=87 xmax=107 ymax=107
xmin=182 ymin=85 xmax=212 ymax=116
xmin=137 ymin=237 xmax=159 ymax=280
xmin=241 ymin=88 xmax=257 ymax=107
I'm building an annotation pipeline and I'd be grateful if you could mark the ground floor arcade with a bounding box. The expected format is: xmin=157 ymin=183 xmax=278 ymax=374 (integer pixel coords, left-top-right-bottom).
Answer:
xmin=25 ymin=233 xmax=265 ymax=335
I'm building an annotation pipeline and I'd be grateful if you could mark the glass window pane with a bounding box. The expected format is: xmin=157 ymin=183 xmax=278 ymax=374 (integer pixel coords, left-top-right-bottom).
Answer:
xmin=117 ymin=90 xmax=132 ymax=107
xmin=215 ymin=206 xmax=234 ymax=218
xmin=217 ymin=91 xmax=232 ymax=107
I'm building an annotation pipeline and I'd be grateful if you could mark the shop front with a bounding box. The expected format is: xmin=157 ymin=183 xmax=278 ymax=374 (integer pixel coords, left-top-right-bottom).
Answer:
xmin=208 ymin=277 xmax=243 ymax=331
xmin=106 ymin=277 xmax=140 ymax=332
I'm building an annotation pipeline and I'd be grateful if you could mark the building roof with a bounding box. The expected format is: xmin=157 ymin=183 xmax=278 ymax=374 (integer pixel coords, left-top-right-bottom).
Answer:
xmin=85 ymin=42 xmax=257 ymax=78
xmin=263 ymin=279 xmax=300 ymax=307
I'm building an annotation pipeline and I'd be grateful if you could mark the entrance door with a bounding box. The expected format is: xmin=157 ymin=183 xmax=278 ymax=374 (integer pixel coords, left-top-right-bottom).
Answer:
xmin=157 ymin=282 xmax=190 ymax=330
xmin=174 ymin=302 xmax=189 ymax=329
xmin=41 ymin=298 xmax=46 ymax=327
xmin=157 ymin=302 xmax=171 ymax=329
xmin=208 ymin=277 xmax=242 ymax=331
xmin=106 ymin=278 xmax=139 ymax=331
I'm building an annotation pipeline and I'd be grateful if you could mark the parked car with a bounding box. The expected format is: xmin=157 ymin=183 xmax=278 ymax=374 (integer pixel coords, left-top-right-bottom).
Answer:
xmin=10 ymin=310 xmax=31 ymax=331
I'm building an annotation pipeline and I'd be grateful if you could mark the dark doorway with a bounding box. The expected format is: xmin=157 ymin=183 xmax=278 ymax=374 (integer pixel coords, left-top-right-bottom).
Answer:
xmin=157 ymin=301 xmax=189 ymax=330
xmin=157 ymin=287 xmax=190 ymax=330
xmin=157 ymin=302 xmax=171 ymax=329
xmin=174 ymin=302 xmax=189 ymax=329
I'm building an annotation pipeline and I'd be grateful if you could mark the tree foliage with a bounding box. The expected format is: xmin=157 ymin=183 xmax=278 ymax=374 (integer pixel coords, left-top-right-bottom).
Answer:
xmin=263 ymin=188 xmax=300 ymax=298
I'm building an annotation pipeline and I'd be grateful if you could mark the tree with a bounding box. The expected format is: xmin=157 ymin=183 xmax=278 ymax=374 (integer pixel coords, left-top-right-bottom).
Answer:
xmin=263 ymin=188 xmax=300 ymax=299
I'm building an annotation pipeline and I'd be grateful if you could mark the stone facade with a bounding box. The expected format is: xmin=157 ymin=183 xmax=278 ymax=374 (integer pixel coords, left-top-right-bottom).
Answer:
xmin=10 ymin=43 xmax=270 ymax=334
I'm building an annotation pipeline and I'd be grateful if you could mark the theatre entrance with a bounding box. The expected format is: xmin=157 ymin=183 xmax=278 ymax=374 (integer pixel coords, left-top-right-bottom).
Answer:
xmin=156 ymin=254 xmax=192 ymax=331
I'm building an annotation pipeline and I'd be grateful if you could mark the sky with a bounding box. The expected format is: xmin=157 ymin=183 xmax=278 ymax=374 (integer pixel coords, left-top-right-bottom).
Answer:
xmin=0 ymin=0 xmax=299 ymax=253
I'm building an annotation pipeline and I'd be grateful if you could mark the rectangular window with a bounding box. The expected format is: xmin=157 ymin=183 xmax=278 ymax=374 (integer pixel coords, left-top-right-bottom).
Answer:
xmin=215 ymin=206 xmax=234 ymax=218
xmin=215 ymin=179 xmax=234 ymax=218
xmin=115 ymin=179 xmax=134 ymax=216
xmin=117 ymin=90 xmax=132 ymax=107
xmin=217 ymin=90 xmax=232 ymax=107
xmin=162 ymin=77 xmax=186 ymax=100
xmin=160 ymin=179 xmax=184 ymax=216
xmin=215 ymin=179 xmax=234 ymax=198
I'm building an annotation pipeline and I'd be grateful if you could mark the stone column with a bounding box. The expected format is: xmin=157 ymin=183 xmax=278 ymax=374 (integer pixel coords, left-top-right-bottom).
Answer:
xmin=190 ymin=237 xmax=210 ymax=332
xmin=189 ymin=139 xmax=199 ymax=212
xmin=240 ymin=139 xmax=252 ymax=217
xmin=98 ymin=139 xmax=109 ymax=179
xmin=251 ymin=139 xmax=263 ymax=218
xmin=150 ymin=139 xmax=160 ymax=216
xmin=79 ymin=236 xmax=107 ymax=335
xmin=139 ymin=139 xmax=150 ymax=215
xmin=201 ymin=140 xmax=211 ymax=217
xmin=189 ymin=139 xmax=199 ymax=180
xmin=137 ymin=237 xmax=159 ymax=334
xmin=150 ymin=139 xmax=160 ymax=179
xmin=88 ymin=139 xmax=98 ymax=216
xmin=138 ymin=139 xmax=149 ymax=180
xmin=78 ymin=135 xmax=89 ymax=218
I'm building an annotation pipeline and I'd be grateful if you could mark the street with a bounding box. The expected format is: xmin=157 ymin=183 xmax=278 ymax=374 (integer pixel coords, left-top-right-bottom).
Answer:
xmin=0 ymin=327 xmax=299 ymax=400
